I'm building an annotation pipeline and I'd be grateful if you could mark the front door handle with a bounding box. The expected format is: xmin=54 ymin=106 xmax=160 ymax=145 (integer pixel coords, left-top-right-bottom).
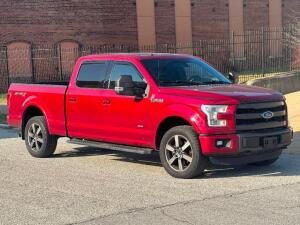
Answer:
xmin=102 ymin=99 xmax=111 ymax=105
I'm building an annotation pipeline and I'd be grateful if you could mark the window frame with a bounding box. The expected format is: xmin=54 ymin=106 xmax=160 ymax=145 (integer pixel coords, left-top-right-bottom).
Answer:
xmin=75 ymin=60 xmax=110 ymax=89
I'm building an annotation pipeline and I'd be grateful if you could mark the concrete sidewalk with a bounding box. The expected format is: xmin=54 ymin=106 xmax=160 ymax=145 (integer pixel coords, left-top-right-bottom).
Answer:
xmin=285 ymin=91 xmax=300 ymax=132
xmin=284 ymin=91 xmax=300 ymax=155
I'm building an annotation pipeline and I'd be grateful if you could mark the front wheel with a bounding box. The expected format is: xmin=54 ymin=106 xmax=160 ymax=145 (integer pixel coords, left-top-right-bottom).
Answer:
xmin=25 ymin=116 xmax=58 ymax=158
xmin=159 ymin=125 xmax=208 ymax=179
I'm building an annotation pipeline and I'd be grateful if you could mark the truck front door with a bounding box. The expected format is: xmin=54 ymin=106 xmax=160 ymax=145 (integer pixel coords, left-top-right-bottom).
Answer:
xmin=100 ymin=61 xmax=152 ymax=147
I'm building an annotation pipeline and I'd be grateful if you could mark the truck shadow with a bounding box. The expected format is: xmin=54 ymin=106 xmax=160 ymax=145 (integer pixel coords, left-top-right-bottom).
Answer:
xmin=202 ymin=153 xmax=300 ymax=179
xmin=54 ymin=146 xmax=163 ymax=167
xmin=53 ymin=131 xmax=300 ymax=179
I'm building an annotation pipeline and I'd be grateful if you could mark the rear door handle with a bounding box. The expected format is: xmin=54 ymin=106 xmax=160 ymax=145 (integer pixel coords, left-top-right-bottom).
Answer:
xmin=69 ymin=97 xmax=77 ymax=103
xmin=102 ymin=99 xmax=111 ymax=105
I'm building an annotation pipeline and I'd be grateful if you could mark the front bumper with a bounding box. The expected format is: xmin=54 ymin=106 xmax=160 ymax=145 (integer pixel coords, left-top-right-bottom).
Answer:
xmin=199 ymin=128 xmax=293 ymax=165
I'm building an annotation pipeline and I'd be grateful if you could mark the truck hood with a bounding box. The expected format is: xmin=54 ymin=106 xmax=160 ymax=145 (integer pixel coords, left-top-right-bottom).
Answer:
xmin=159 ymin=84 xmax=284 ymax=104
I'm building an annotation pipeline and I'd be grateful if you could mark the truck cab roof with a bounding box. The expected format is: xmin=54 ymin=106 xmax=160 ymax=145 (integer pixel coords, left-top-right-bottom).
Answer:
xmin=78 ymin=53 xmax=194 ymax=61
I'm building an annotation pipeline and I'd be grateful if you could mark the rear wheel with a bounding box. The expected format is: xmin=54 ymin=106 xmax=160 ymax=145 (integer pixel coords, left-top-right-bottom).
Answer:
xmin=159 ymin=125 xmax=208 ymax=179
xmin=248 ymin=158 xmax=279 ymax=166
xmin=25 ymin=116 xmax=58 ymax=158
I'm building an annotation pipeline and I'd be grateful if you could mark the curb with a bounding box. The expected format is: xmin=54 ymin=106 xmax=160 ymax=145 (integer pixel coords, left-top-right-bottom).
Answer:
xmin=0 ymin=124 xmax=12 ymax=129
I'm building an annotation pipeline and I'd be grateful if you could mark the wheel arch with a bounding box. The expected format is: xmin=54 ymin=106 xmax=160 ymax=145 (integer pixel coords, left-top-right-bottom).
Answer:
xmin=21 ymin=105 xmax=46 ymax=139
xmin=154 ymin=103 xmax=204 ymax=149
xmin=155 ymin=116 xmax=197 ymax=150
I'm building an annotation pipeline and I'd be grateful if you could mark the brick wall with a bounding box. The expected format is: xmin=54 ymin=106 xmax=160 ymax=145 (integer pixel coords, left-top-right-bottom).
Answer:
xmin=244 ymin=0 xmax=269 ymax=30
xmin=0 ymin=0 xmax=138 ymax=45
xmin=155 ymin=0 xmax=176 ymax=44
xmin=0 ymin=0 xmax=299 ymax=47
xmin=191 ymin=0 xmax=229 ymax=41
xmin=283 ymin=0 xmax=300 ymax=26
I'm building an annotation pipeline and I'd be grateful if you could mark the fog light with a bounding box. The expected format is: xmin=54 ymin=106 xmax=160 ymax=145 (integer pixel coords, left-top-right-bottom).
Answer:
xmin=215 ymin=139 xmax=231 ymax=148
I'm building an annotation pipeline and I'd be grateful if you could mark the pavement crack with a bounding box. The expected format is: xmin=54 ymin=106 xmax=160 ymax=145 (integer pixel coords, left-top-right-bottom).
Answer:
xmin=66 ymin=181 xmax=300 ymax=225
xmin=161 ymin=208 xmax=195 ymax=225
xmin=65 ymin=207 xmax=150 ymax=225
xmin=180 ymin=181 xmax=300 ymax=205
xmin=279 ymin=204 xmax=300 ymax=210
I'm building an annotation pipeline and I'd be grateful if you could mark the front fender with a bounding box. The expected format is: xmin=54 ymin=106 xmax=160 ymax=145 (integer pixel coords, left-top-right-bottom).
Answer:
xmin=155 ymin=103 xmax=206 ymax=135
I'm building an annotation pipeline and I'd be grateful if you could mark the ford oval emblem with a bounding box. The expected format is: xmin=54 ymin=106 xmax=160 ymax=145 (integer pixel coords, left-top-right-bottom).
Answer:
xmin=261 ymin=111 xmax=274 ymax=119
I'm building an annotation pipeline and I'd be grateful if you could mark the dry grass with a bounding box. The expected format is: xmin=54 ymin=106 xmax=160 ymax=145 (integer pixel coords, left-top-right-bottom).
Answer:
xmin=0 ymin=94 xmax=6 ymax=104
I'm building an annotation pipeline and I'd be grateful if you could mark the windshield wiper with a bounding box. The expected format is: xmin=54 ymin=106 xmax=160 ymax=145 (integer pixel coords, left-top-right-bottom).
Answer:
xmin=159 ymin=80 xmax=231 ymax=86
xmin=200 ymin=80 xmax=231 ymax=85
xmin=159 ymin=80 xmax=203 ymax=86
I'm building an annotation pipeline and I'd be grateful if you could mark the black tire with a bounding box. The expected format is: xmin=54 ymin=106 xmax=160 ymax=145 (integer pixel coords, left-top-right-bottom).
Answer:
xmin=248 ymin=158 xmax=279 ymax=166
xmin=159 ymin=125 xmax=208 ymax=179
xmin=24 ymin=116 xmax=58 ymax=158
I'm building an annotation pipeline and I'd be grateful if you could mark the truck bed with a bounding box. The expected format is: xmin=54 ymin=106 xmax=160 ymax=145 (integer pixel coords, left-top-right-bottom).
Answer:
xmin=8 ymin=83 xmax=68 ymax=136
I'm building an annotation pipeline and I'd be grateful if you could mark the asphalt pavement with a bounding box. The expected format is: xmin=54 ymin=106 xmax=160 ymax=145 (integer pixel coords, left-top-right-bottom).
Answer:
xmin=0 ymin=92 xmax=299 ymax=225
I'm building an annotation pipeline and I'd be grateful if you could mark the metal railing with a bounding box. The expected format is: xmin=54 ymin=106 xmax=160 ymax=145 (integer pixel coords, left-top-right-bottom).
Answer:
xmin=0 ymin=27 xmax=299 ymax=93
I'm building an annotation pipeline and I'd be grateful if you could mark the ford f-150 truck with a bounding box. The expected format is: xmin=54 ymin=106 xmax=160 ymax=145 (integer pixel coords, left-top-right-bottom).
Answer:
xmin=7 ymin=53 xmax=293 ymax=178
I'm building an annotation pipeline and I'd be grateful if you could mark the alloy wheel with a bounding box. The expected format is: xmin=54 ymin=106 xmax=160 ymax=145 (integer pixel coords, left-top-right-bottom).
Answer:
xmin=165 ymin=135 xmax=193 ymax=172
xmin=27 ymin=123 xmax=44 ymax=152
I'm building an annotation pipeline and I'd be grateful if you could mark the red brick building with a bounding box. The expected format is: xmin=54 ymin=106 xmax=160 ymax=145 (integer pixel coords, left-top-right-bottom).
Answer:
xmin=0 ymin=0 xmax=299 ymax=93
xmin=0 ymin=0 xmax=299 ymax=47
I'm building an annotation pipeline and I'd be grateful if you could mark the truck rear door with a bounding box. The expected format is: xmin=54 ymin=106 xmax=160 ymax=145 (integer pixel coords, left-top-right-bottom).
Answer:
xmin=66 ymin=61 xmax=110 ymax=141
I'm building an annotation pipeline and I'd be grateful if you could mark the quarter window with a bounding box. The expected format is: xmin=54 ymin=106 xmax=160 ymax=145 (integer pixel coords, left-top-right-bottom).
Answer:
xmin=76 ymin=62 xmax=108 ymax=88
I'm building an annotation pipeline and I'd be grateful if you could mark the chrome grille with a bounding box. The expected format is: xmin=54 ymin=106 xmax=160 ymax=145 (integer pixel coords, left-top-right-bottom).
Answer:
xmin=236 ymin=101 xmax=287 ymax=132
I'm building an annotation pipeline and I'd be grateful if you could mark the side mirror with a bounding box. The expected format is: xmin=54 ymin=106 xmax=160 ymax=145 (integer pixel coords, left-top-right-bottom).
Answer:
xmin=115 ymin=75 xmax=147 ymax=98
xmin=115 ymin=75 xmax=135 ymax=96
xmin=228 ymin=72 xmax=235 ymax=83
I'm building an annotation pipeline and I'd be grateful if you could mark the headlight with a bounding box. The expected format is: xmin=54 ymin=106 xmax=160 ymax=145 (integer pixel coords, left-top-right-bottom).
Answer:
xmin=201 ymin=105 xmax=228 ymax=127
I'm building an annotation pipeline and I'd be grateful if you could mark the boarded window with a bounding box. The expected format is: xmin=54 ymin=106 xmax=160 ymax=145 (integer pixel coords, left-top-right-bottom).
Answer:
xmin=60 ymin=41 xmax=79 ymax=80
xmin=7 ymin=42 xmax=32 ymax=79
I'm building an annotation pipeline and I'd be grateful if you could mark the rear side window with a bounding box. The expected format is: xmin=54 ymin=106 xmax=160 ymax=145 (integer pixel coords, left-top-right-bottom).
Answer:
xmin=76 ymin=62 xmax=108 ymax=88
xmin=108 ymin=63 xmax=144 ymax=89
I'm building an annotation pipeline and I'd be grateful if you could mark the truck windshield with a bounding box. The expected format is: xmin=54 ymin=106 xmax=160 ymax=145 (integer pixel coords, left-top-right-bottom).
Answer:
xmin=141 ymin=58 xmax=231 ymax=87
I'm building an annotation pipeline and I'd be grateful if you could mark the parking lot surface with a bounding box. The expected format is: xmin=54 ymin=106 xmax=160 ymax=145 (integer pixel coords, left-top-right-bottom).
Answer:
xmin=0 ymin=92 xmax=299 ymax=225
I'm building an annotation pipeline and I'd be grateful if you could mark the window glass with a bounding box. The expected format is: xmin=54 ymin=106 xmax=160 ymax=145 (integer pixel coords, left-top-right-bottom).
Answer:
xmin=141 ymin=58 xmax=230 ymax=87
xmin=76 ymin=62 xmax=108 ymax=88
xmin=109 ymin=63 xmax=144 ymax=89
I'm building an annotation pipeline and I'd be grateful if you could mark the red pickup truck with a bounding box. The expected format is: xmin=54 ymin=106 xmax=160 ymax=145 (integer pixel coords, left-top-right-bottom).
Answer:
xmin=7 ymin=53 xmax=293 ymax=178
